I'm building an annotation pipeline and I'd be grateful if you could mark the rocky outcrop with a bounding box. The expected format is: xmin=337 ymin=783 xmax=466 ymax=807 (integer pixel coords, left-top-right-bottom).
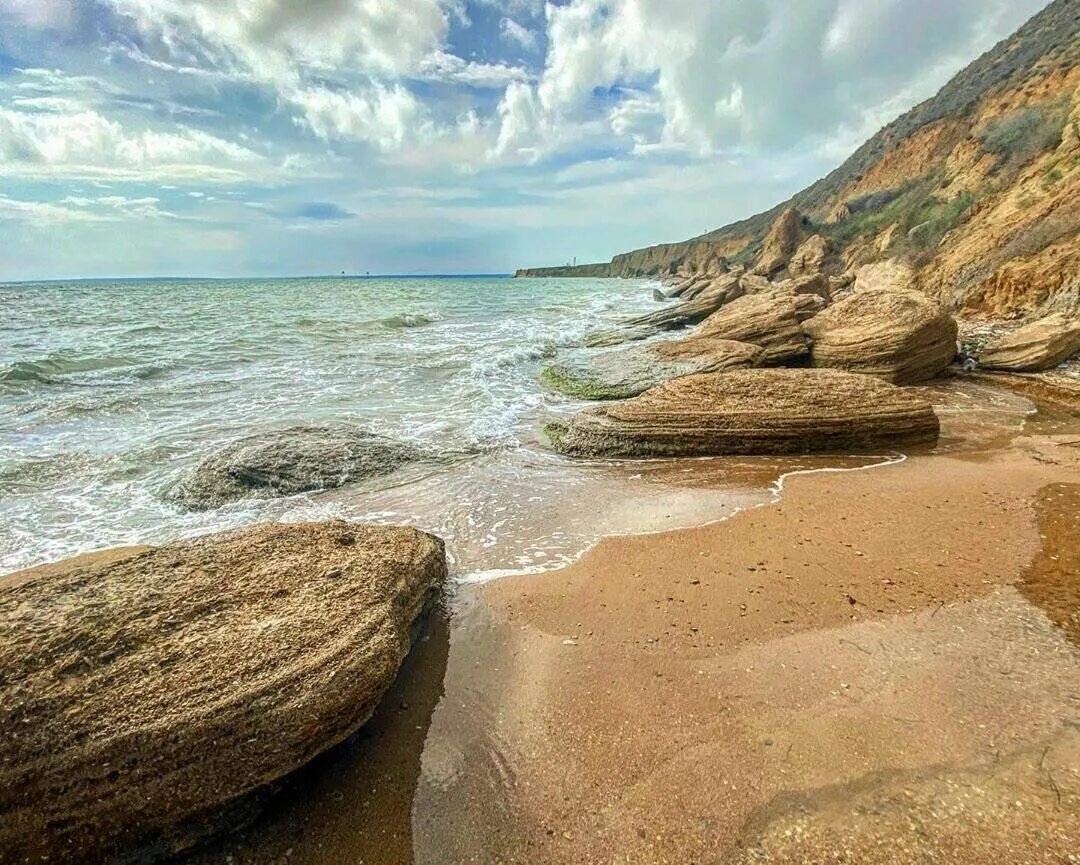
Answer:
xmin=541 ymin=339 xmax=762 ymax=400
xmin=545 ymin=369 xmax=940 ymax=458
xmin=0 ymin=521 xmax=446 ymax=863
xmin=172 ymin=425 xmax=421 ymax=510
xmin=695 ymin=292 xmax=820 ymax=363
xmin=753 ymin=208 xmax=807 ymax=276
xmin=804 ymin=289 xmax=958 ymax=383
xmin=977 ymin=312 xmax=1080 ymax=371
xmin=788 ymin=234 xmax=835 ymax=277
xmin=854 ymin=259 xmax=917 ymax=293
xmin=623 ymin=273 xmax=745 ymax=330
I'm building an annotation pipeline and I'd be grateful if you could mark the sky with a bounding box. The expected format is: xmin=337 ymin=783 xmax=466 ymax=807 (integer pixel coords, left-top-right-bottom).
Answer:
xmin=0 ymin=0 xmax=1053 ymax=279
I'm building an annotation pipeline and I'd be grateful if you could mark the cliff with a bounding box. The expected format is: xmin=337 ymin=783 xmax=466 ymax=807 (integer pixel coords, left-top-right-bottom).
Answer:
xmin=518 ymin=0 xmax=1080 ymax=318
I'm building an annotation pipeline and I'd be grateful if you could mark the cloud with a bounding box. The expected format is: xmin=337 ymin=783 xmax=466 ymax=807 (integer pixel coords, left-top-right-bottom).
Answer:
xmin=0 ymin=0 xmax=75 ymax=30
xmin=492 ymin=0 xmax=1052 ymax=161
xmin=295 ymin=202 xmax=356 ymax=220
xmin=500 ymin=17 xmax=538 ymax=51
xmin=0 ymin=105 xmax=266 ymax=181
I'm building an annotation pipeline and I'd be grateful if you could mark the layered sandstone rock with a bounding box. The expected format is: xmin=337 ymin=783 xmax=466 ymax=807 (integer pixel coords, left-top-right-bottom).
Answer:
xmin=541 ymin=339 xmax=762 ymax=400
xmin=545 ymin=369 xmax=940 ymax=458
xmin=695 ymin=291 xmax=820 ymax=363
xmin=804 ymin=288 xmax=958 ymax=383
xmin=0 ymin=521 xmax=446 ymax=863
xmin=753 ymin=208 xmax=807 ymax=276
xmin=624 ymin=273 xmax=745 ymax=330
xmin=977 ymin=312 xmax=1080 ymax=371
xmin=172 ymin=425 xmax=421 ymax=509
xmin=788 ymin=234 xmax=834 ymax=277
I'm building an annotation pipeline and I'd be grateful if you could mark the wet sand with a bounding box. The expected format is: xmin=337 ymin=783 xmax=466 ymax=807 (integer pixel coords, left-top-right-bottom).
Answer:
xmin=186 ymin=386 xmax=1080 ymax=865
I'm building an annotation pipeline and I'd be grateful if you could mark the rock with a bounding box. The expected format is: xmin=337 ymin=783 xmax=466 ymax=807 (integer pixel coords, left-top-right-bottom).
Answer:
xmin=545 ymin=369 xmax=940 ymax=458
xmin=775 ymin=273 xmax=832 ymax=302
xmin=739 ymin=272 xmax=773 ymax=294
xmin=0 ymin=521 xmax=446 ymax=863
xmin=652 ymin=288 xmax=666 ymax=302
xmin=694 ymin=292 xmax=817 ymax=363
xmin=753 ymin=208 xmax=807 ymax=276
xmin=804 ymin=288 xmax=958 ymax=383
xmin=788 ymin=234 xmax=833 ymax=277
xmin=172 ymin=425 xmax=421 ymax=510
xmin=541 ymin=339 xmax=763 ymax=400
xmin=580 ymin=323 xmax=681 ymax=348
xmin=624 ymin=273 xmax=745 ymax=330
xmin=977 ymin=313 xmax=1080 ymax=371
xmin=853 ymin=259 xmax=916 ymax=293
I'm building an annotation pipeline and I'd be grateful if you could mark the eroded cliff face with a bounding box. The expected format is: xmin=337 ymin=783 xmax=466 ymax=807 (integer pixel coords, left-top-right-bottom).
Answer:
xmin=517 ymin=0 xmax=1080 ymax=319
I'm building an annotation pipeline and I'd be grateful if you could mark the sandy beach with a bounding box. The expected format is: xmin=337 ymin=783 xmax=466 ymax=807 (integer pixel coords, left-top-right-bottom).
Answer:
xmin=176 ymin=381 xmax=1079 ymax=865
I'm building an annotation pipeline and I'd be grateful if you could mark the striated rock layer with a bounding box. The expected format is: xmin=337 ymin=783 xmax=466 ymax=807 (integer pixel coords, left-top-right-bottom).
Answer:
xmin=546 ymin=369 xmax=940 ymax=458
xmin=0 ymin=521 xmax=446 ymax=863
xmin=541 ymin=339 xmax=762 ymax=400
xmin=804 ymin=288 xmax=958 ymax=383
xmin=172 ymin=425 xmax=421 ymax=510
xmin=695 ymin=292 xmax=821 ymax=364
xmin=977 ymin=312 xmax=1080 ymax=371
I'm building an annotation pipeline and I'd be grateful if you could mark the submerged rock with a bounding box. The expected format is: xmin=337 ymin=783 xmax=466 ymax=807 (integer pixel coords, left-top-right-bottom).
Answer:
xmin=172 ymin=425 xmax=421 ymax=510
xmin=695 ymin=291 xmax=820 ymax=363
xmin=541 ymin=338 xmax=763 ymax=400
xmin=977 ymin=313 xmax=1080 ymax=372
xmin=545 ymin=369 xmax=939 ymax=458
xmin=804 ymin=288 xmax=958 ymax=384
xmin=0 ymin=521 xmax=446 ymax=863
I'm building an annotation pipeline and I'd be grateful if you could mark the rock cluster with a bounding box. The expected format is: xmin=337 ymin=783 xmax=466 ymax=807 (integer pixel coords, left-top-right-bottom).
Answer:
xmin=541 ymin=339 xmax=762 ymax=400
xmin=804 ymin=288 xmax=958 ymax=383
xmin=977 ymin=312 xmax=1080 ymax=372
xmin=172 ymin=424 xmax=421 ymax=510
xmin=545 ymin=369 xmax=940 ymax=458
xmin=695 ymin=291 xmax=822 ymax=364
xmin=0 ymin=521 xmax=446 ymax=863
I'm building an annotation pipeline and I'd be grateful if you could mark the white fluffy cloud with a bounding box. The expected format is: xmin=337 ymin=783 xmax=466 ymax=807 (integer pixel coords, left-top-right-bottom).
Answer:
xmin=493 ymin=0 xmax=1051 ymax=161
xmin=500 ymin=17 xmax=537 ymax=50
xmin=0 ymin=105 xmax=264 ymax=181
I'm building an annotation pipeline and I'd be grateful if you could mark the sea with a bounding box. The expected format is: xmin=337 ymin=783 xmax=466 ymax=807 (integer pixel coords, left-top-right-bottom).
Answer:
xmin=0 ymin=275 xmax=1028 ymax=579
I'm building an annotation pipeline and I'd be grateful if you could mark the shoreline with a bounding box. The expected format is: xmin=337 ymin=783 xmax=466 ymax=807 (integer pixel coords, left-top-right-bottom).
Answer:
xmin=174 ymin=386 xmax=1080 ymax=865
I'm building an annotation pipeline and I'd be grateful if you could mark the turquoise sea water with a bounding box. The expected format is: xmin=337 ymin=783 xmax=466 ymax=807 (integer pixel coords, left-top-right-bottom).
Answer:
xmin=3 ymin=275 xmax=766 ymax=574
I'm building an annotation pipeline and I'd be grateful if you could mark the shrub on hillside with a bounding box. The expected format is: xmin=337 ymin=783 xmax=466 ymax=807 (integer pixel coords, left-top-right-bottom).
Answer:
xmin=979 ymin=100 xmax=1069 ymax=166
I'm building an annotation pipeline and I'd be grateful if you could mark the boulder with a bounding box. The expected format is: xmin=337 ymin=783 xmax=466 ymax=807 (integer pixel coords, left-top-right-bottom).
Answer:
xmin=788 ymin=234 xmax=833 ymax=277
xmin=580 ymin=326 xmax=667 ymax=348
xmin=0 ymin=521 xmax=446 ymax=863
xmin=694 ymin=291 xmax=819 ymax=363
xmin=753 ymin=208 xmax=807 ymax=276
xmin=540 ymin=339 xmax=763 ymax=400
xmin=545 ymin=369 xmax=940 ymax=458
xmin=172 ymin=425 xmax=421 ymax=510
xmin=853 ymin=259 xmax=916 ymax=293
xmin=774 ymin=273 xmax=832 ymax=302
xmin=804 ymin=288 xmax=958 ymax=384
xmin=977 ymin=313 xmax=1080 ymax=372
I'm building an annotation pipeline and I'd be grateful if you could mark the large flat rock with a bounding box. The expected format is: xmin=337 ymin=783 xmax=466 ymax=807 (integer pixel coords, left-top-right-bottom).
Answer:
xmin=0 ymin=521 xmax=446 ymax=863
xmin=171 ymin=425 xmax=422 ymax=510
xmin=804 ymin=288 xmax=958 ymax=383
xmin=541 ymin=338 xmax=762 ymax=400
xmin=545 ymin=368 xmax=939 ymax=458
xmin=977 ymin=312 xmax=1080 ymax=372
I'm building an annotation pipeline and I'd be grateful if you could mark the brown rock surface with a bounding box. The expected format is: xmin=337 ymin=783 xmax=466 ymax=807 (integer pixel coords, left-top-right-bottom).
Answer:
xmin=624 ymin=273 xmax=745 ymax=330
xmin=545 ymin=368 xmax=939 ymax=458
xmin=804 ymin=288 xmax=958 ymax=383
xmin=0 ymin=521 xmax=446 ymax=863
xmin=753 ymin=208 xmax=807 ymax=276
xmin=787 ymin=233 xmax=834 ymax=276
xmin=977 ymin=312 xmax=1080 ymax=371
xmin=695 ymin=292 xmax=817 ymax=363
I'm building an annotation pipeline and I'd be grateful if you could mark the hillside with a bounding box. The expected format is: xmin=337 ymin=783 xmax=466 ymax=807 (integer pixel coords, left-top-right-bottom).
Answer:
xmin=517 ymin=0 xmax=1080 ymax=318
